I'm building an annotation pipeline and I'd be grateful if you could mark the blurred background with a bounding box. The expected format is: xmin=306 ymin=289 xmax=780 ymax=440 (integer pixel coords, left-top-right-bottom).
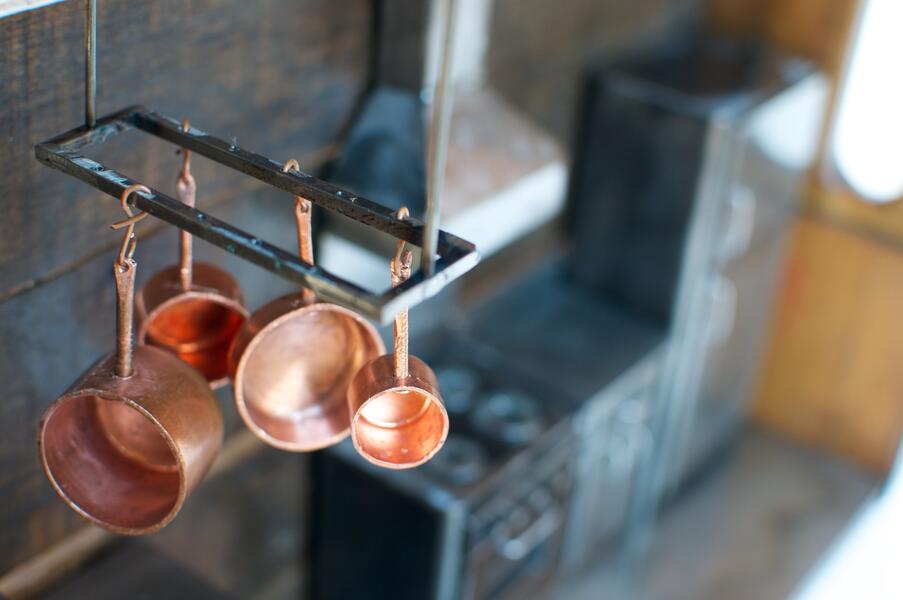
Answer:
xmin=1 ymin=0 xmax=901 ymax=598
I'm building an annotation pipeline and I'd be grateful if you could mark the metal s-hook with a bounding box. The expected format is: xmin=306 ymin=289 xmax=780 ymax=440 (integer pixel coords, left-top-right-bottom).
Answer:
xmin=110 ymin=184 xmax=151 ymax=266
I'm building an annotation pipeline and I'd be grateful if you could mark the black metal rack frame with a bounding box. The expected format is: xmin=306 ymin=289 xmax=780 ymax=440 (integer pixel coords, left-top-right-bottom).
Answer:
xmin=35 ymin=107 xmax=479 ymax=325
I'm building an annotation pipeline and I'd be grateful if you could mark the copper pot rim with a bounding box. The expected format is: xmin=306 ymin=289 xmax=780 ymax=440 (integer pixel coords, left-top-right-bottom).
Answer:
xmin=138 ymin=288 xmax=248 ymax=390
xmin=233 ymin=297 xmax=386 ymax=452
xmin=137 ymin=287 xmax=249 ymax=345
xmin=350 ymin=384 xmax=450 ymax=470
xmin=37 ymin=374 xmax=189 ymax=536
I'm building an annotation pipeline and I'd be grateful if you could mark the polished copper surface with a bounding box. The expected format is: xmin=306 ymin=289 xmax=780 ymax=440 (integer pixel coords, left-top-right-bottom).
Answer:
xmin=136 ymin=124 xmax=248 ymax=388
xmin=230 ymin=293 xmax=384 ymax=451
xmin=348 ymin=209 xmax=449 ymax=469
xmin=348 ymin=354 xmax=448 ymax=469
xmin=38 ymin=193 xmax=223 ymax=535
xmin=137 ymin=263 xmax=248 ymax=387
xmin=39 ymin=346 xmax=223 ymax=535
xmin=228 ymin=160 xmax=384 ymax=451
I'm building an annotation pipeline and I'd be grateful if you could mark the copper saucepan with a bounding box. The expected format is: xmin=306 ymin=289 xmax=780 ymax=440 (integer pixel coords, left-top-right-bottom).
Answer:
xmin=228 ymin=159 xmax=385 ymax=451
xmin=38 ymin=185 xmax=223 ymax=535
xmin=348 ymin=207 xmax=449 ymax=469
xmin=136 ymin=120 xmax=248 ymax=388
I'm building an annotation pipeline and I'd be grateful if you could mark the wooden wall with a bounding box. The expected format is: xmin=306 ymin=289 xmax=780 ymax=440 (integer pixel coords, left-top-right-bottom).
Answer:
xmin=0 ymin=0 xmax=371 ymax=574
xmin=487 ymin=0 xmax=698 ymax=144
xmin=707 ymin=0 xmax=903 ymax=472
xmin=755 ymin=217 xmax=903 ymax=472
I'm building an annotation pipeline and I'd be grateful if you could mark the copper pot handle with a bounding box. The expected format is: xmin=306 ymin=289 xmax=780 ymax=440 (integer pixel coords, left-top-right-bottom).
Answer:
xmin=177 ymin=119 xmax=196 ymax=292
xmin=392 ymin=207 xmax=413 ymax=381
xmin=114 ymin=259 xmax=137 ymax=377
xmin=283 ymin=158 xmax=316 ymax=305
xmin=110 ymin=183 xmax=151 ymax=377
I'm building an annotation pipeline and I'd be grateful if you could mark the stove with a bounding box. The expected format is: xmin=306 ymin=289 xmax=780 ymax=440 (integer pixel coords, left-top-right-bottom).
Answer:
xmin=309 ymin=340 xmax=580 ymax=600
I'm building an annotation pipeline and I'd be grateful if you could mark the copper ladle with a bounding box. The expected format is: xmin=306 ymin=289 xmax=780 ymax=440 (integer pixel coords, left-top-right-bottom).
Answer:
xmin=136 ymin=120 xmax=248 ymax=388
xmin=227 ymin=159 xmax=385 ymax=451
xmin=348 ymin=207 xmax=449 ymax=469
xmin=38 ymin=185 xmax=223 ymax=535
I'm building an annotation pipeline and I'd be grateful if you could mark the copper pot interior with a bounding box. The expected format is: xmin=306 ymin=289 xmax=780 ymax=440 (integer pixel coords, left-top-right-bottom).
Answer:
xmin=232 ymin=178 xmax=384 ymax=451
xmin=233 ymin=297 xmax=384 ymax=450
xmin=350 ymin=354 xmax=448 ymax=468
xmin=40 ymin=392 xmax=181 ymax=532
xmin=139 ymin=263 xmax=247 ymax=385
xmin=39 ymin=186 xmax=223 ymax=535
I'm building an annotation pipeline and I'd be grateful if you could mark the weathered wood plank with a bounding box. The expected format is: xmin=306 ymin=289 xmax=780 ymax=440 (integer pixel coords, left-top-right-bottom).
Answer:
xmin=0 ymin=0 xmax=370 ymax=297
xmin=487 ymin=0 xmax=696 ymax=142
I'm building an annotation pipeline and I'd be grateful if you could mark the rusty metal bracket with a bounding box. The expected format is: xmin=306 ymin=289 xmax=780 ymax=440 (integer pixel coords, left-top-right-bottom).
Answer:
xmin=34 ymin=107 xmax=479 ymax=325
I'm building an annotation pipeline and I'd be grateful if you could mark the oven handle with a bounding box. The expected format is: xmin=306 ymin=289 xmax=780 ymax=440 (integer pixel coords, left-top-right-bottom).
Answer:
xmin=491 ymin=504 xmax=562 ymax=562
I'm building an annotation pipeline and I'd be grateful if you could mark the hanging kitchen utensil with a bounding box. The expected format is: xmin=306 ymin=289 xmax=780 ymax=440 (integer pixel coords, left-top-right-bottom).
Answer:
xmin=38 ymin=185 xmax=223 ymax=535
xmin=348 ymin=207 xmax=449 ymax=469
xmin=136 ymin=120 xmax=248 ymax=388
xmin=228 ymin=159 xmax=385 ymax=452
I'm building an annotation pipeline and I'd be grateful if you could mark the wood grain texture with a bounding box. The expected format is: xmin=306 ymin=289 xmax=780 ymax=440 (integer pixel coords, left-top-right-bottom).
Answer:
xmin=0 ymin=0 xmax=370 ymax=574
xmin=487 ymin=0 xmax=697 ymax=143
xmin=753 ymin=218 xmax=903 ymax=472
xmin=706 ymin=0 xmax=859 ymax=71
xmin=0 ymin=0 xmax=370 ymax=297
xmin=375 ymin=0 xmax=428 ymax=91
xmin=39 ymin=542 xmax=233 ymax=600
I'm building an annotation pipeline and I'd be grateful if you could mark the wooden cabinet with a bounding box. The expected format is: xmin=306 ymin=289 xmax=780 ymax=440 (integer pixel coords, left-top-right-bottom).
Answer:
xmin=753 ymin=217 xmax=903 ymax=472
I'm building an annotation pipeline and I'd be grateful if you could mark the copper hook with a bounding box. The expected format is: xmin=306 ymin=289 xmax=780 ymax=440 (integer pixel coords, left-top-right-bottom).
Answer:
xmin=110 ymin=184 xmax=151 ymax=266
xmin=109 ymin=184 xmax=149 ymax=377
xmin=283 ymin=159 xmax=316 ymax=304
xmin=177 ymin=119 xmax=197 ymax=291
xmin=179 ymin=119 xmax=192 ymax=181
xmin=392 ymin=206 xmax=411 ymax=285
xmin=392 ymin=207 xmax=413 ymax=380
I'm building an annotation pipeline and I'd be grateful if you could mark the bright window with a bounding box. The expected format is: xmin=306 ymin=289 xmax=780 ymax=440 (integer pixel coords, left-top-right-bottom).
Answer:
xmin=832 ymin=0 xmax=903 ymax=203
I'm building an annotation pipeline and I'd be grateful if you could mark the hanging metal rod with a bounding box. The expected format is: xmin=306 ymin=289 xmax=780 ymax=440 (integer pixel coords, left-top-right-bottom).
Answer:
xmin=422 ymin=0 xmax=458 ymax=276
xmin=34 ymin=107 xmax=479 ymax=325
xmin=85 ymin=0 xmax=96 ymax=128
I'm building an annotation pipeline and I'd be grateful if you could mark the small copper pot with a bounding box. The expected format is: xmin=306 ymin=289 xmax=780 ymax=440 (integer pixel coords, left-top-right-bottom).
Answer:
xmin=38 ymin=186 xmax=223 ymax=535
xmin=136 ymin=121 xmax=248 ymax=388
xmin=228 ymin=159 xmax=384 ymax=452
xmin=348 ymin=209 xmax=449 ymax=469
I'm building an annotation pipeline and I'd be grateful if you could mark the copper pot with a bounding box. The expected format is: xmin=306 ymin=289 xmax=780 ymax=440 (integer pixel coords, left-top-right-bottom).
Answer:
xmin=38 ymin=186 xmax=223 ymax=535
xmin=348 ymin=209 xmax=449 ymax=469
xmin=136 ymin=121 xmax=248 ymax=388
xmin=228 ymin=159 xmax=384 ymax=452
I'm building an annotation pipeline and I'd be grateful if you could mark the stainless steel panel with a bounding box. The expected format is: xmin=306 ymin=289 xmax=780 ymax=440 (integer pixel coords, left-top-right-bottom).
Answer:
xmin=562 ymin=351 xmax=660 ymax=569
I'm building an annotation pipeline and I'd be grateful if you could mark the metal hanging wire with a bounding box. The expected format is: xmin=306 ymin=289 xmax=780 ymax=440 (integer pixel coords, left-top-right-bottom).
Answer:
xmin=85 ymin=0 xmax=96 ymax=128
